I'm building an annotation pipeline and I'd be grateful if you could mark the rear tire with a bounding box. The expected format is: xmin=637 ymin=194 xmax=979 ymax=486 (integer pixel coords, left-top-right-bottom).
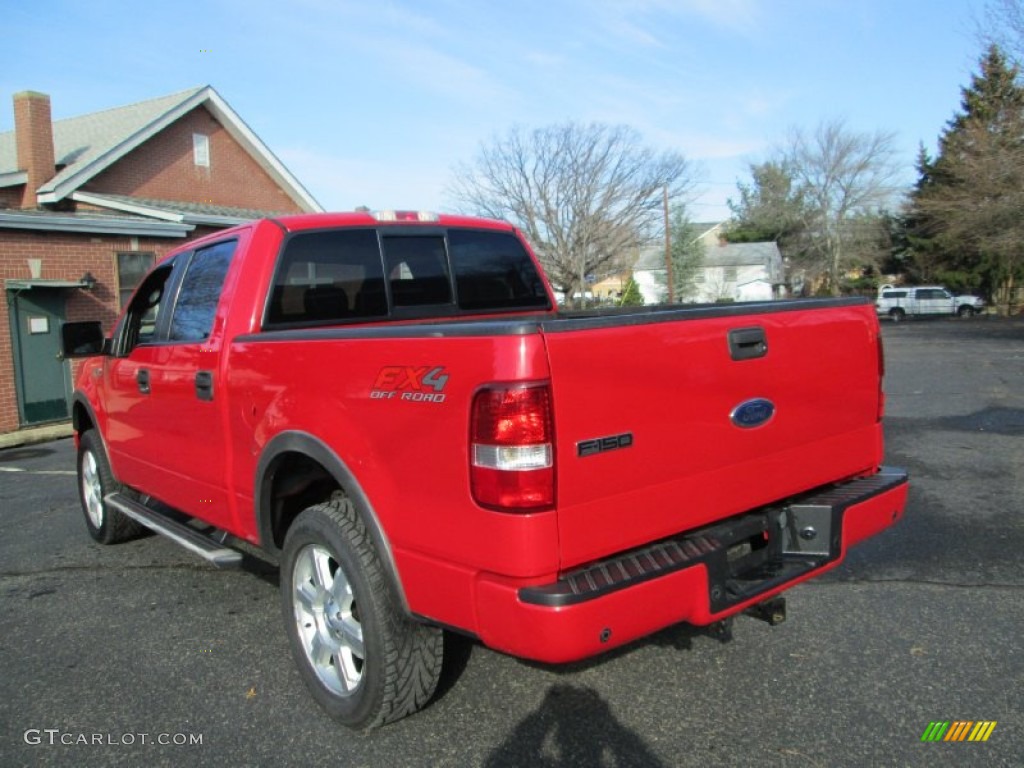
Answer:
xmin=889 ymin=308 xmax=906 ymax=322
xmin=77 ymin=431 xmax=144 ymax=544
xmin=280 ymin=496 xmax=443 ymax=729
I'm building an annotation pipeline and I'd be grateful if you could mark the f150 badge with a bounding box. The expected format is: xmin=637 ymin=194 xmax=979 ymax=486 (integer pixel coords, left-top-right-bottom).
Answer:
xmin=577 ymin=432 xmax=634 ymax=457
xmin=371 ymin=366 xmax=449 ymax=403
xmin=731 ymin=398 xmax=775 ymax=428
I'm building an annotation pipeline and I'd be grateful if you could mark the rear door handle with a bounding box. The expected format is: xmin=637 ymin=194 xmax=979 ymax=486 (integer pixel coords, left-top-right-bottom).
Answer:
xmin=137 ymin=368 xmax=151 ymax=394
xmin=195 ymin=370 xmax=214 ymax=401
xmin=728 ymin=327 xmax=768 ymax=361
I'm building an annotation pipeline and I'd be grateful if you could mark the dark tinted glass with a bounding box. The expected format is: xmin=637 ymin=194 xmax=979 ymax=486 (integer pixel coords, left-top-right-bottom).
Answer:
xmin=169 ymin=241 xmax=236 ymax=342
xmin=267 ymin=229 xmax=387 ymax=325
xmin=449 ymin=230 xmax=550 ymax=310
xmin=382 ymin=236 xmax=452 ymax=306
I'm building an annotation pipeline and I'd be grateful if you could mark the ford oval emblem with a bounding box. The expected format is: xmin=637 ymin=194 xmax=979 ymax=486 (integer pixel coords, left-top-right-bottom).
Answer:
xmin=731 ymin=398 xmax=775 ymax=429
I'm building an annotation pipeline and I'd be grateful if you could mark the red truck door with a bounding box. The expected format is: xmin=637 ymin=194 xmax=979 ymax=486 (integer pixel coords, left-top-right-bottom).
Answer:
xmin=103 ymin=239 xmax=237 ymax=527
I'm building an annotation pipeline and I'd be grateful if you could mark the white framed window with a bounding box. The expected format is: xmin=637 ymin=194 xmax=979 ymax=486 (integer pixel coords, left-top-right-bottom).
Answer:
xmin=193 ymin=133 xmax=210 ymax=167
xmin=116 ymin=251 xmax=156 ymax=310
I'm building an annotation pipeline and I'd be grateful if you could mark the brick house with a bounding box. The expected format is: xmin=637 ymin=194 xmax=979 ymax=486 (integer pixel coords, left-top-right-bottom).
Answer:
xmin=0 ymin=86 xmax=321 ymax=435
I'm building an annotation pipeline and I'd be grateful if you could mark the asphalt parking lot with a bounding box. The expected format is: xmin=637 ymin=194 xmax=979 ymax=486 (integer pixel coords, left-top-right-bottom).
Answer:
xmin=1 ymin=317 xmax=1021 ymax=767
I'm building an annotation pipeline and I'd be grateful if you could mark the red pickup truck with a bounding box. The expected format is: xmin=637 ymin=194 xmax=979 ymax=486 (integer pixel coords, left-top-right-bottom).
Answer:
xmin=63 ymin=211 xmax=907 ymax=729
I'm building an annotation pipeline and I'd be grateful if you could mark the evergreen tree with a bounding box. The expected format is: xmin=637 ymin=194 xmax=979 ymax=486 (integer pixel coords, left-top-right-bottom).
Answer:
xmin=909 ymin=45 xmax=1024 ymax=310
xmin=658 ymin=205 xmax=705 ymax=302
xmin=727 ymin=160 xmax=806 ymax=248
xmin=619 ymin=275 xmax=645 ymax=306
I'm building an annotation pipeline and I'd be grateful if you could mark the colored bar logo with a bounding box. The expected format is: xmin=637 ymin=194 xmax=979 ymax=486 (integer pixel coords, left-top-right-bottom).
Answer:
xmin=921 ymin=721 xmax=997 ymax=742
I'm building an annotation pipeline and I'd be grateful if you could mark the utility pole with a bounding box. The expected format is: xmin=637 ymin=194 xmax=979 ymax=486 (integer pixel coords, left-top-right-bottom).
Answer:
xmin=663 ymin=186 xmax=674 ymax=303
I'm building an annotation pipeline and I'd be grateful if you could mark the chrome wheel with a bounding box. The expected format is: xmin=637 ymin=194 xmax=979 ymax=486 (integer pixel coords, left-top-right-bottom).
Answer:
xmin=81 ymin=449 xmax=104 ymax=529
xmin=292 ymin=543 xmax=365 ymax=696
xmin=281 ymin=498 xmax=443 ymax=727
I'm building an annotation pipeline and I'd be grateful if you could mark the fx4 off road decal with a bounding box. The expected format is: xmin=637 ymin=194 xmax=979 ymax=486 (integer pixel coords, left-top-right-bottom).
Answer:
xmin=371 ymin=366 xmax=450 ymax=403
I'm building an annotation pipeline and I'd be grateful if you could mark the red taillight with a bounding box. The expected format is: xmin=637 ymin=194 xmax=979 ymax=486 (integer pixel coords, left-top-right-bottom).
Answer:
xmin=877 ymin=333 xmax=886 ymax=422
xmin=470 ymin=383 xmax=555 ymax=511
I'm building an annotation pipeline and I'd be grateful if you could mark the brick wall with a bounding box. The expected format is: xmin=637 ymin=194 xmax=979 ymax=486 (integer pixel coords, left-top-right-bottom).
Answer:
xmin=85 ymin=106 xmax=304 ymax=213
xmin=0 ymin=229 xmax=186 ymax=433
xmin=0 ymin=187 xmax=23 ymax=209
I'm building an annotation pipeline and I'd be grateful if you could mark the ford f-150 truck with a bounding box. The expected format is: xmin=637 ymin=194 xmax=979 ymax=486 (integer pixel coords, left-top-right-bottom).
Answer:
xmin=62 ymin=211 xmax=908 ymax=729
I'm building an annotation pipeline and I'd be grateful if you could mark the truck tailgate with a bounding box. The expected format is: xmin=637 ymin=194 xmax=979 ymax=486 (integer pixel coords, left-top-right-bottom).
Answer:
xmin=541 ymin=299 xmax=884 ymax=570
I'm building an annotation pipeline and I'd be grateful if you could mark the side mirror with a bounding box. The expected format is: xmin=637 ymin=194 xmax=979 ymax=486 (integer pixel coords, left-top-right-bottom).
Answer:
xmin=61 ymin=321 xmax=108 ymax=358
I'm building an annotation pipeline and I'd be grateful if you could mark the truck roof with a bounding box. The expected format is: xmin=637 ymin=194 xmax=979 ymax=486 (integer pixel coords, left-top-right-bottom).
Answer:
xmin=270 ymin=211 xmax=517 ymax=233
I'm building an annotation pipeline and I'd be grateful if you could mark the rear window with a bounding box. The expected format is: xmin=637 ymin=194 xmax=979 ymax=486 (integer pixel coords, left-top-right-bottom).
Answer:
xmin=266 ymin=229 xmax=387 ymax=325
xmin=382 ymin=235 xmax=453 ymax=307
xmin=881 ymin=290 xmax=907 ymax=299
xmin=265 ymin=227 xmax=549 ymax=327
xmin=449 ymin=230 xmax=550 ymax=310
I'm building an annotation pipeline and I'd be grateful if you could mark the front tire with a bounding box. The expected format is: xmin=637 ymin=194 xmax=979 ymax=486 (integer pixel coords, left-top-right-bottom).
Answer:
xmin=77 ymin=431 xmax=143 ymax=544
xmin=280 ymin=496 xmax=443 ymax=729
xmin=957 ymin=305 xmax=976 ymax=318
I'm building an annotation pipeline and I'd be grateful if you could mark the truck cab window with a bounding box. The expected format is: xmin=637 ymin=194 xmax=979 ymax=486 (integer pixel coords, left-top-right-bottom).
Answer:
xmin=266 ymin=229 xmax=387 ymax=325
xmin=448 ymin=230 xmax=551 ymax=310
xmin=383 ymin=236 xmax=453 ymax=306
xmin=169 ymin=240 xmax=236 ymax=342
xmin=118 ymin=263 xmax=173 ymax=356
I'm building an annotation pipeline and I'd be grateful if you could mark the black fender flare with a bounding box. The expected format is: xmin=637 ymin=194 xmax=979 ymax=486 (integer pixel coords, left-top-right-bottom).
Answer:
xmin=255 ymin=431 xmax=409 ymax=613
xmin=69 ymin=393 xmax=116 ymax=473
xmin=70 ymin=392 xmax=100 ymax=434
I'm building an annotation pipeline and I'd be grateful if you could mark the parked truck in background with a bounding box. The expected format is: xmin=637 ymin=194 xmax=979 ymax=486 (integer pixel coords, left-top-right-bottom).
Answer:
xmin=62 ymin=211 xmax=908 ymax=729
xmin=876 ymin=284 xmax=985 ymax=321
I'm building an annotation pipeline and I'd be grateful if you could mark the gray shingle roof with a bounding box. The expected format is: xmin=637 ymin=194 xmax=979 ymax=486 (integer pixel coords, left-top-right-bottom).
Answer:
xmin=83 ymin=192 xmax=292 ymax=221
xmin=0 ymin=87 xmax=204 ymax=188
xmin=634 ymin=240 xmax=781 ymax=271
xmin=703 ymin=241 xmax=781 ymax=267
xmin=0 ymin=86 xmax=321 ymax=213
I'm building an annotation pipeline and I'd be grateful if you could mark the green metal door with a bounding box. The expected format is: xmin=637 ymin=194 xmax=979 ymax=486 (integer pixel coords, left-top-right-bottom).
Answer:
xmin=8 ymin=288 xmax=72 ymax=425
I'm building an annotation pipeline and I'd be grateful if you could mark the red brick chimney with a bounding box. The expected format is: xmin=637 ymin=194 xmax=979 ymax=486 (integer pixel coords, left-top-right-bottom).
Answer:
xmin=13 ymin=91 xmax=56 ymax=209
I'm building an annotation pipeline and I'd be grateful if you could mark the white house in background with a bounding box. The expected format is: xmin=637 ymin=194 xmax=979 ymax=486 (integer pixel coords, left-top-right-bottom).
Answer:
xmin=634 ymin=224 xmax=785 ymax=305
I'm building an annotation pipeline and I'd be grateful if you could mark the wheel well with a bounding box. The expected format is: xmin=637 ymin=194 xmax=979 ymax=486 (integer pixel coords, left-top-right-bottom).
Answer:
xmin=72 ymin=401 xmax=95 ymax=435
xmin=266 ymin=451 xmax=341 ymax=550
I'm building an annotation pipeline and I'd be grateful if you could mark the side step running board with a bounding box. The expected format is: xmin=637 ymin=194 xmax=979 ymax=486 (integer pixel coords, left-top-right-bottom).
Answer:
xmin=105 ymin=492 xmax=242 ymax=567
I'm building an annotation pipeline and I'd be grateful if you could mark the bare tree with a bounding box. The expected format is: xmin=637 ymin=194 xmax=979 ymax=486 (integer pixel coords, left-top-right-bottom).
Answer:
xmin=448 ymin=123 xmax=697 ymax=304
xmin=782 ymin=119 xmax=900 ymax=295
xmin=982 ymin=0 xmax=1024 ymax=66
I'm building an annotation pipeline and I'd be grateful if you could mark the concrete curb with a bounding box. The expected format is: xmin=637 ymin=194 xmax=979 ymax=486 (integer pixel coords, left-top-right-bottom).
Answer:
xmin=0 ymin=423 xmax=74 ymax=451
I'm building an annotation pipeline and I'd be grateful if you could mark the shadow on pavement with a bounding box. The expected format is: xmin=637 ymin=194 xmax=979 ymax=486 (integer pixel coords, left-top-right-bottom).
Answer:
xmin=0 ymin=446 xmax=56 ymax=462
xmin=485 ymin=684 xmax=665 ymax=768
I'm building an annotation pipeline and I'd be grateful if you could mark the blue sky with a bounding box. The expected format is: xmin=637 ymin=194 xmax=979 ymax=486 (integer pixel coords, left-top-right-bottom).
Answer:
xmin=1 ymin=0 xmax=990 ymax=221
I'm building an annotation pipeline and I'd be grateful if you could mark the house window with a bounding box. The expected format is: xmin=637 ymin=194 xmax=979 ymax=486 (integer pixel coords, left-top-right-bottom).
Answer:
xmin=193 ymin=133 xmax=210 ymax=167
xmin=724 ymin=267 xmax=738 ymax=282
xmin=116 ymin=251 xmax=156 ymax=310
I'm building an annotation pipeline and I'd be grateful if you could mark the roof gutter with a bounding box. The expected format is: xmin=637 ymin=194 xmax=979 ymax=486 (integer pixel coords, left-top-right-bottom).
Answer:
xmin=0 ymin=211 xmax=193 ymax=237
xmin=72 ymin=191 xmax=185 ymax=221
xmin=0 ymin=171 xmax=28 ymax=188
